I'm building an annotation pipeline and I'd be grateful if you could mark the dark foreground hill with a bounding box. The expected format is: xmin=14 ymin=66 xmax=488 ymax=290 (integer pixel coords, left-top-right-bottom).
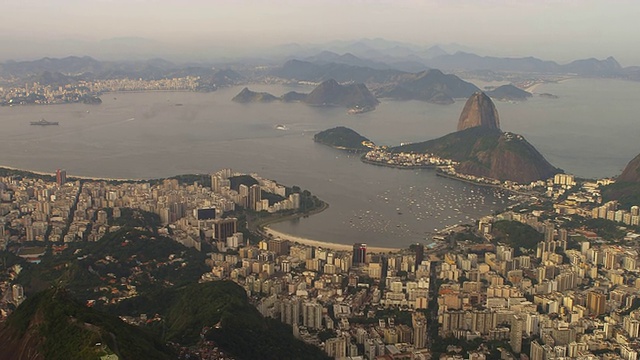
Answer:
xmin=602 ymin=152 xmax=640 ymax=208
xmin=0 ymin=288 xmax=173 ymax=360
xmin=112 ymin=281 xmax=331 ymax=360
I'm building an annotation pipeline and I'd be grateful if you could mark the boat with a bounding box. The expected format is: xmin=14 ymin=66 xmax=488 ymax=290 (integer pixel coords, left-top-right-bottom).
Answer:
xmin=30 ymin=119 xmax=59 ymax=126
xmin=275 ymin=124 xmax=288 ymax=130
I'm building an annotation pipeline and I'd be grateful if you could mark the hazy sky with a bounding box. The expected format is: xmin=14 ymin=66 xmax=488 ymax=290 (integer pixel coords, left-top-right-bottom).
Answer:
xmin=1 ymin=0 xmax=638 ymax=65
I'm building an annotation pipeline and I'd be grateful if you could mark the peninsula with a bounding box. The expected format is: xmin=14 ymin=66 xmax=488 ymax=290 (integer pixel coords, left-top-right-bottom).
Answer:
xmin=313 ymin=126 xmax=372 ymax=152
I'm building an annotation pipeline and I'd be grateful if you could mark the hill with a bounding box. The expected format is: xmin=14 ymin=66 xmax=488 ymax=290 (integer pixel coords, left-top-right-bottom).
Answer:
xmin=375 ymin=69 xmax=480 ymax=104
xmin=230 ymin=80 xmax=379 ymax=110
xmin=113 ymin=281 xmax=331 ymax=360
xmin=393 ymin=127 xmax=559 ymax=184
xmin=486 ymin=84 xmax=532 ymax=101
xmin=314 ymin=126 xmax=371 ymax=151
xmin=0 ymin=287 xmax=173 ymax=360
xmin=602 ymin=152 xmax=640 ymax=208
xmin=232 ymin=87 xmax=279 ymax=103
xmin=304 ymin=79 xmax=379 ymax=109
xmin=271 ymin=59 xmax=404 ymax=83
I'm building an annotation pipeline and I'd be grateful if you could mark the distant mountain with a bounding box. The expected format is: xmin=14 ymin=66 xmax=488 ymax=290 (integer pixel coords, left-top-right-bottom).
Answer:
xmin=0 ymin=56 xmax=244 ymax=87
xmin=602 ymin=152 xmax=640 ymax=208
xmin=281 ymin=91 xmax=308 ymax=102
xmin=393 ymin=93 xmax=559 ymax=183
xmin=232 ymin=87 xmax=279 ymax=103
xmin=375 ymin=69 xmax=480 ymax=104
xmin=426 ymin=52 xmax=624 ymax=76
xmin=305 ymin=51 xmax=391 ymax=70
xmin=305 ymin=79 xmax=379 ymax=109
xmin=486 ymin=84 xmax=532 ymax=101
xmin=0 ymin=288 xmax=173 ymax=360
xmin=272 ymin=59 xmax=404 ymax=83
xmin=314 ymin=126 xmax=371 ymax=151
xmin=231 ymin=80 xmax=379 ymax=111
xmin=457 ymin=92 xmax=500 ymax=131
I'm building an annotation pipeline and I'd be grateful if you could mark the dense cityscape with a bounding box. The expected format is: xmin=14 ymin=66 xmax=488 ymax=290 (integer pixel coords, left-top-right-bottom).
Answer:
xmin=1 ymin=164 xmax=640 ymax=360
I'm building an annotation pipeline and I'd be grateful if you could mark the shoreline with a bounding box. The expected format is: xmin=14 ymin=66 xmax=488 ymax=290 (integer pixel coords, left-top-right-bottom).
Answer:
xmin=0 ymin=165 xmax=149 ymax=182
xmin=263 ymin=226 xmax=401 ymax=253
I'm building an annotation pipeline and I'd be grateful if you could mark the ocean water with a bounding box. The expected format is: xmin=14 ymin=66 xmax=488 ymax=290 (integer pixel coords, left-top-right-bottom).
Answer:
xmin=1 ymin=78 xmax=639 ymax=247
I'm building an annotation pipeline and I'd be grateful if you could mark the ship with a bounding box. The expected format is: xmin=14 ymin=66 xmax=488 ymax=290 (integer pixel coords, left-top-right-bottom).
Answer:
xmin=30 ymin=118 xmax=59 ymax=126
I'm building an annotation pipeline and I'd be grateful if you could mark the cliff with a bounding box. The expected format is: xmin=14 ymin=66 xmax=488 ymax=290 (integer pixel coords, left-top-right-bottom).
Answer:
xmin=457 ymin=92 xmax=500 ymax=131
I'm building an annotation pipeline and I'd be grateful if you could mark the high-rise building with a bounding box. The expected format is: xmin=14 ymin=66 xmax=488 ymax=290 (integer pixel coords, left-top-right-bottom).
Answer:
xmin=212 ymin=218 xmax=237 ymax=242
xmin=211 ymin=175 xmax=221 ymax=193
xmin=303 ymin=301 xmax=323 ymax=330
xmin=587 ymin=291 xmax=606 ymax=316
xmin=412 ymin=312 xmax=428 ymax=349
xmin=249 ymin=184 xmax=261 ymax=211
xmin=415 ymin=243 xmax=425 ymax=266
xmin=239 ymin=184 xmax=249 ymax=208
xmin=280 ymin=297 xmax=300 ymax=326
xmin=325 ymin=336 xmax=347 ymax=359
xmin=56 ymin=169 xmax=66 ymax=186
xmin=511 ymin=315 xmax=524 ymax=354
xmin=353 ymin=243 xmax=367 ymax=265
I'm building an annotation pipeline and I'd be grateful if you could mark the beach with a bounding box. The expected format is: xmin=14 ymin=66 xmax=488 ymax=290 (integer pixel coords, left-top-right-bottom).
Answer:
xmin=264 ymin=226 xmax=401 ymax=253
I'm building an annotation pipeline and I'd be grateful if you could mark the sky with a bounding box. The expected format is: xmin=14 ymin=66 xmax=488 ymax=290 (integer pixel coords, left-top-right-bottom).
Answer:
xmin=0 ymin=0 xmax=638 ymax=65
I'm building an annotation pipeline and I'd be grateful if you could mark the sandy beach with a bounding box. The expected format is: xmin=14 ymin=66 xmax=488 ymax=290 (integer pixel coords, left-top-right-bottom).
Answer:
xmin=264 ymin=226 xmax=401 ymax=253
xmin=0 ymin=165 xmax=145 ymax=182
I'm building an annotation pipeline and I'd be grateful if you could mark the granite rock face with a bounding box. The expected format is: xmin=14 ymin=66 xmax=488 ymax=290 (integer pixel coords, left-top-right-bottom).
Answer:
xmin=457 ymin=92 xmax=500 ymax=131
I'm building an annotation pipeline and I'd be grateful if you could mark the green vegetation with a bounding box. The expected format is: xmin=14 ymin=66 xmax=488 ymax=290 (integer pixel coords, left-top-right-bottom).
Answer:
xmin=602 ymin=181 xmax=640 ymax=209
xmin=113 ymin=281 xmax=330 ymax=359
xmin=229 ymin=174 xmax=259 ymax=191
xmin=1 ymin=287 xmax=173 ymax=359
xmin=393 ymin=126 xmax=500 ymax=160
xmin=18 ymin=226 xmax=208 ymax=299
xmin=314 ymin=126 xmax=371 ymax=151
xmin=0 ymin=167 xmax=55 ymax=182
xmin=491 ymin=220 xmax=543 ymax=255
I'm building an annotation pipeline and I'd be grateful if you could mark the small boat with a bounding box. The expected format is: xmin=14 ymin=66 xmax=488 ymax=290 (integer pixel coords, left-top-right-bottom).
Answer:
xmin=30 ymin=119 xmax=58 ymax=126
xmin=275 ymin=124 xmax=288 ymax=130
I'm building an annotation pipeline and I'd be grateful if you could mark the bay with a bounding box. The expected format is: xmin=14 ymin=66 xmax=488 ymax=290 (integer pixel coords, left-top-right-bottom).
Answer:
xmin=1 ymin=78 xmax=639 ymax=247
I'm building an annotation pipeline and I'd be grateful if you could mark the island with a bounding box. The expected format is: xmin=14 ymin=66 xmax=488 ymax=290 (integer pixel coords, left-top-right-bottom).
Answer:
xmin=313 ymin=126 xmax=373 ymax=152
xmin=231 ymin=79 xmax=380 ymax=113
xmin=485 ymin=84 xmax=532 ymax=101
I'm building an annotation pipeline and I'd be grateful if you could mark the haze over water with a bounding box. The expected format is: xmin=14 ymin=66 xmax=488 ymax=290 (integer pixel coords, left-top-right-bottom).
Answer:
xmin=1 ymin=79 xmax=639 ymax=247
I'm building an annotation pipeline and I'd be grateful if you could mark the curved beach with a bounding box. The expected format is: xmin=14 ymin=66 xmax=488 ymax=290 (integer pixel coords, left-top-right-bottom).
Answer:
xmin=264 ymin=226 xmax=401 ymax=253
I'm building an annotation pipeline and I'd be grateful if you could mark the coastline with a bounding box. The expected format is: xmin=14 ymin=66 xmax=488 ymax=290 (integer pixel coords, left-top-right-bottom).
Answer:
xmin=0 ymin=165 xmax=146 ymax=182
xmin=263 ymin=226 xmax=401 ymax=254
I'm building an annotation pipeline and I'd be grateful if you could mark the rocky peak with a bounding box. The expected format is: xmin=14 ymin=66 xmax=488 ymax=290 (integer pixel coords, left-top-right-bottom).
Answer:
xmin=457 ymin=91 xmax=500 ymax=131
